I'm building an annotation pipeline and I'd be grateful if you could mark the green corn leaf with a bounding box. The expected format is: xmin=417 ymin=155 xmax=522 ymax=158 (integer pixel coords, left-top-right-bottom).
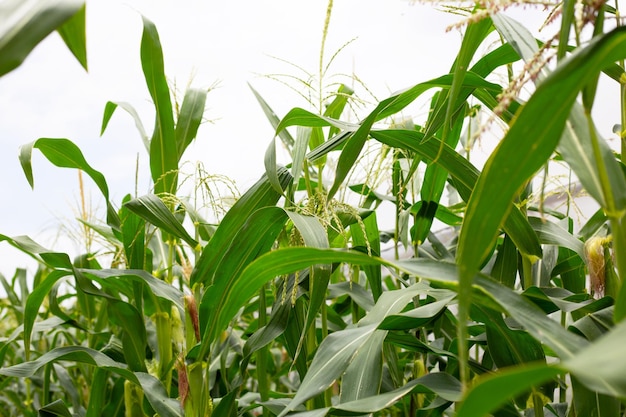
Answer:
xmin=234 ymin=248 xmax=586 ymax=359
xmin=378 ymin=292 xmax=456 ymax=331
xmin=175 ymin=88 xmax=207 ymax=159
xmin=190 ymin=168 xmax=292 ymax=287
xmin=285 ymin=211 xmax=331 ymax=361
xmin=140 ymin=16 xmax=177 ymax=195
xmin=79 ymin=268 xmax=184 ymax=313
xmin=422 ymin=17 xmax=493 ymax=141
xmin=491 ymin=235 xmax=520 ymax=288
xmin=350 ymin=211 xmax=382 ymax=300
xmin=101 ymin=101 xmax=150 ymax=151
xmin=0 ymin=234 xmax=67 ymax=267
xmin=56 ymin=2 xmax=87 ymax=71
xmin=456 ymin=25 xmax=626 ymax=312
xmin=275 ymin=73 xmax=501 ymax=199
xmin=476 ymin=306 xmax=546 ymax=369
xmin=39 ymin=399 xmax=73 ymax=417
xmin=276 ymin=107 xmax=358 ymax=134
xmin=264 ymin=135 xmax=286 ymax=196
xmin=270 ymin=373 xmax=461 ymax=417
xmin=85 ymin=368 xmax=109 ymax=417
xmin=370 ymin=129 xmax=542 ymax=259
xmin=563 ymin=317 xmax=626 ymax=397
xmin=290 ymin=126 xmax=312 ymax=196
xmin=279 ymin=283 xmax=455 ymax=416
xmin=249 ymin=83 xmax=296 ymax=151
xmin=570 ymin=377 xmax=622 ymax=417
xmin=340 ymin=331 xmax=384 ymax=405
xmin=335 ymin=373 xmax=462 ymax=414
xmin=197 ymin=206 xmax=289 ymax=359
xmin=23 ymin=270 xmax=72 ymax=360
xmin=0 ymin=0 xmax=85 ymax=77
xmin=120 ymin=195 xmax=146 ymax=270
xmin=457 ymin=364 xmax=561 ymax=417
xmin=528 ymin=216 xmax=585 ymax=259
xmin=494 ymin=13 xmax=626 ymax=212
xmin=123 ymin=194 xmax=198 ymax=248
xmin=277 ymin=324 xmax=378 ymax=417
xmin=19 ymin=138 xmax=121 ymax=230
xmin=0 ymin=346 xmax=182 ymax=417
xmin=323 ymin=84 xmax=354 ymax=139
xmin=241 ymin=301 xmax=291 ymax=376
xmin=107 ymin=299 xmax=148 ymax=372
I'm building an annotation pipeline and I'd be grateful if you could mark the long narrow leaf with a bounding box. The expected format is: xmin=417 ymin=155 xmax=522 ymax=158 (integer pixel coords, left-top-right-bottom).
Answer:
xmin=141 ymin=16 xmax=177 ymax=195
xmin=0 ymin=0 xmax=84 ymax=77
xmin=190 ymin=168 xmax=292 ymax=287
xmin=19 ymin=138 xmax=121 ymax=230
xmin=175 ymin=88 xmax=207 ymax=158
xmin=123 ymin=194 xmax=198 ymax=248
xmin=56 ymin=2 xmax=87 ymax=70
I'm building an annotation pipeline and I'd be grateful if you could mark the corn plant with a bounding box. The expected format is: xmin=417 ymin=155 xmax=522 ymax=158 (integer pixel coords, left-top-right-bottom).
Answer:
xmin=1 ymin=1 xmax=626 ymax=417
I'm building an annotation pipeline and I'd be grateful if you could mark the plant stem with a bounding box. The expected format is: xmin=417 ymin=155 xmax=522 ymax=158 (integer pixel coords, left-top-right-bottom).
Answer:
xmin=532 ymin=391 xmax=545 ymax=417
xmin=522 ymin=255 xmax=534 ymax=289
xmin=257 ymin=284 xmax=270 ymax=417
xmin=156 ymin=311 xmax=173 ymax=393
xmin=456 ymin=271 xmax=470 ymax=393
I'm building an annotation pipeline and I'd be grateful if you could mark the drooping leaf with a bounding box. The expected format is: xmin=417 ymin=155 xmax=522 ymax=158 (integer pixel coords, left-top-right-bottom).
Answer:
xmin=101 ymin=101 xmax=150 ymax=151
xmin=19 ymin=138 xmax=121 ymax=230
xmin=0 ymin=0 xmax=85 ymax=77
xmin=123 ymin=194 xmax=198 ymax=248
xmin=249 ymin=83 xmax=296 ymax=151
xmin=0 ymin=346 xmax=182 ymax=417
xmin=56 ymin=2 xmax=87 ymax=70
xmin=38 ymin=399 xmax=73 ymax=417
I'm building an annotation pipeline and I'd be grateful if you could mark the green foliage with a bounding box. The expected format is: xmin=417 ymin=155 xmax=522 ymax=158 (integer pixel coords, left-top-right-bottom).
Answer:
xmin=1 ymin=2 xmax=626 ymax=417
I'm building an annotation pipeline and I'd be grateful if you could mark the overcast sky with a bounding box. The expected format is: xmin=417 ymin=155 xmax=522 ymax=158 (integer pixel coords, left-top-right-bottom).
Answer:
xmin=0 ymin=1 xmax=620 ymax=276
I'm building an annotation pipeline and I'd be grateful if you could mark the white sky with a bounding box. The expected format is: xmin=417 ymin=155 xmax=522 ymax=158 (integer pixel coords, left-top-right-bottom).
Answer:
xmin=0 ymin=1 xmax=620 ymax=275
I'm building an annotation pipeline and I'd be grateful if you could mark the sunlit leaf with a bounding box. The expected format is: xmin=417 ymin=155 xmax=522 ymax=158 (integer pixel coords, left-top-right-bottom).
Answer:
xmin=19 ymin=138 xmax=121 ymax=230
xmin=0 ymin=0 xmax=85 ymax=77
xmin=141 ymin=16 xmax=177 ymax=195
xmin=123 ymin=194 xmax=198 ymax=248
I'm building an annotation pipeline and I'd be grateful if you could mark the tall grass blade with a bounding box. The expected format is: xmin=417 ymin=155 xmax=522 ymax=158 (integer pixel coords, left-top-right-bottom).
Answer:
xmin=140 ymin=16 xmax=177 ymax=195
xmin=175 ymin=88 xmax=207 ymax=159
